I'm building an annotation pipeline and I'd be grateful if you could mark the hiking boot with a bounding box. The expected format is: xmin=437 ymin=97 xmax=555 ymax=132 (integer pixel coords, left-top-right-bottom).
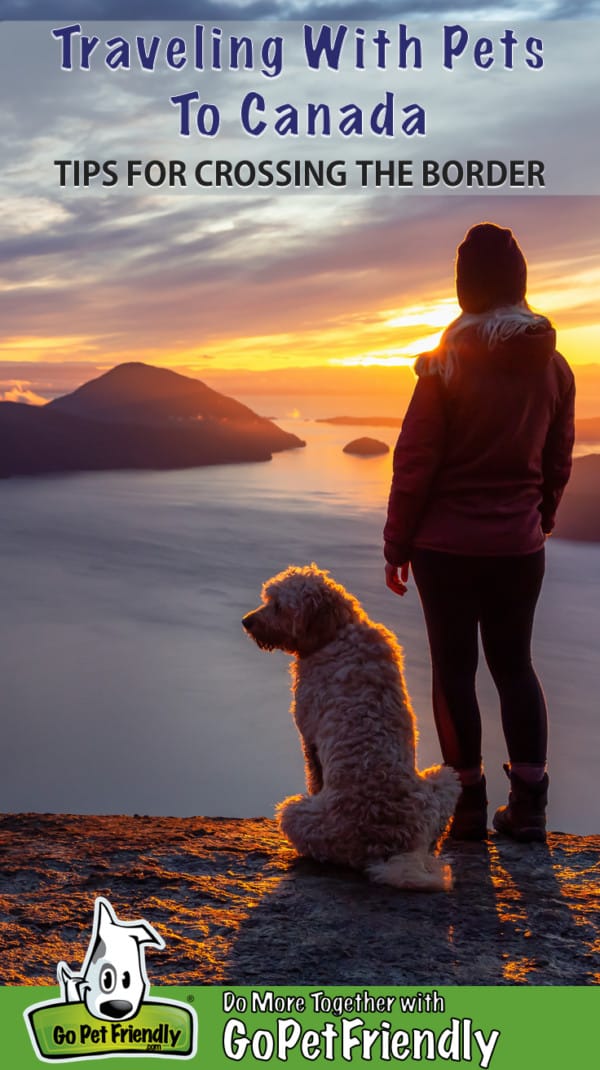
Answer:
xmin=449 ymin=776 xmax=488 ymax=841
xmin=493 ymin=764 xmax=548 ymax=843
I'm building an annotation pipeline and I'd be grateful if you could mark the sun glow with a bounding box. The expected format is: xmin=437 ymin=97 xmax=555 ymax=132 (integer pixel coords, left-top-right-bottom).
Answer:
xmin=331 ymin=338 xmax=439 ymax=367
xmin=0 ymin=335 xmax=102 ymax=361
xmin=2 ymin=275 xmax=600 ymax=379
xmin=530 ymin=264 xmax=600 ymax=316
xmin=382 ymin=298 xmax=461 ymax=331
xmin=331 ymin=299 xmax=460 ymax=366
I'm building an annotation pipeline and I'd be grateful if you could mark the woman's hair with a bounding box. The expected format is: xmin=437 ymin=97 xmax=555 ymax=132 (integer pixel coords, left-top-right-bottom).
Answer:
xmin=418 ymin=302 xmax=549 ymax=382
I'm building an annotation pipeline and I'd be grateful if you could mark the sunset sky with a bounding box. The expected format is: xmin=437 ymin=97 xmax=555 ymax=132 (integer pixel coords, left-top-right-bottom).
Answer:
xmin=2 ymin=7 xmax=600 ymax=404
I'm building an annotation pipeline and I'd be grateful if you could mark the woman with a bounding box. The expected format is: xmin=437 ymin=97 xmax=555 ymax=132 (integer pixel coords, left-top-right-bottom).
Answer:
xmin=383 ymin=222 xmax=575 ymax=842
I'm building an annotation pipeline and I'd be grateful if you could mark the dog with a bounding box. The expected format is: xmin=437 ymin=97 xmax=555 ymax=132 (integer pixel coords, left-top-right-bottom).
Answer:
xmin=243 ymin=564 xmax=460 ymax=891
xmin=58 ymin=897 xmax=164 ymax=1021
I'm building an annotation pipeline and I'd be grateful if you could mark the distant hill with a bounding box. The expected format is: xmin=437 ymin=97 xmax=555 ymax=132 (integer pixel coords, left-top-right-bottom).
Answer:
xmin=318 ymin=416 xmax=403 ymax=428
xmin=575 ymin=417 xmax=600 ymax=443
xmin=49 ymin=363 xmax=282 ymax=430
xmin=554 ymin=454 xmax=600 ymax=542
xmin=318 ymin=414 xmax=600 ymax=441
xmin=0 ymin=363 xmax=304 ymax=478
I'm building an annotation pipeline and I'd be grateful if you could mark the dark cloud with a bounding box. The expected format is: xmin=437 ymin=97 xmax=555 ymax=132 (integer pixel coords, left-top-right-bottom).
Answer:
xmin=549 ymin=0 xmax=600 ymax=13
xmin=2 ymin=194 xmax=599 ymax=356
xmin=2 ymin=1 xmax=598 ymax=19
xmin=2 ymin=14 xmax=599 ymax=369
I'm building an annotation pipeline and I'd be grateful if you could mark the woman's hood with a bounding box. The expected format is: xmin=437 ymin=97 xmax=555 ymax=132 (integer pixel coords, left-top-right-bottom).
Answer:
xmin=414 ymin=316 xmax=557 ymax=378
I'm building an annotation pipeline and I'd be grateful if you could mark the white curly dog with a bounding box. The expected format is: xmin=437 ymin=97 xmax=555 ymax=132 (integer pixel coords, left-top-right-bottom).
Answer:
xmin=243 ymin=564 xmax=460 ymax=891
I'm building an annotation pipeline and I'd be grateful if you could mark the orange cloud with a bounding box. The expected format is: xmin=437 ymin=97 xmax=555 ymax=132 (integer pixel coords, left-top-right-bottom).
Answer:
xmin=0 ymin=382 xmax=47 ymax=405
xmin=2 ymin=198 xmax=600 ymax=374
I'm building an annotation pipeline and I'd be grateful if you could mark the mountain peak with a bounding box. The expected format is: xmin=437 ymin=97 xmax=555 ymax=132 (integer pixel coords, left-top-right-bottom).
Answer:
xmin=1 ymin=362 xmax=305 ymax=477
xmin=57 ymin=362 xmax=208 ymax=404
xmin=49 ymin=362 xmax=220 ymax=415
xmin=101 ymin=361 xmax=200 ymax=382
xmin=46 ymin=361 xmax=304 ymax=452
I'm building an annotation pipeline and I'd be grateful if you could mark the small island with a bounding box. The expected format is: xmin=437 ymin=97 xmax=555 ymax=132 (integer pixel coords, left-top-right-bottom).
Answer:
xmin=343 ymin=437 xmax=390 ymax=457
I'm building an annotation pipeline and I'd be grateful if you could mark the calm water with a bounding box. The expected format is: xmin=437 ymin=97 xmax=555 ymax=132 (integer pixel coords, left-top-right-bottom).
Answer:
xmin=1 ymin=416 xmax=598 ymax=833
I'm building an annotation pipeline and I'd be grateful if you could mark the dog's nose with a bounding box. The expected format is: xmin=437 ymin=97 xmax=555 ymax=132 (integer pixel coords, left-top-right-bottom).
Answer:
xmin=99 ymin=1000 xmax=133 ymax=1019
xmin=242 ymin=613 xmax=255 ymax=632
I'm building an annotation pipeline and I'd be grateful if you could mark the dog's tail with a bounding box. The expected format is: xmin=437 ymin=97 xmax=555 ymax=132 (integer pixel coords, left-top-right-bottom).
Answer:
xmin=366 ymin=850 xmax=453 ymax=893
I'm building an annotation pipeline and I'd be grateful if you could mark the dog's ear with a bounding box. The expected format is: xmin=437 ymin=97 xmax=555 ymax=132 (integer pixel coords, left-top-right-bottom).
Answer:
xmin=126 ymin=922 xmax=165 ymax=951
xmin=299 ymin=596 xmax=340 ymax=655
xmin=58 ymin=962 xmax=86 ymax=1003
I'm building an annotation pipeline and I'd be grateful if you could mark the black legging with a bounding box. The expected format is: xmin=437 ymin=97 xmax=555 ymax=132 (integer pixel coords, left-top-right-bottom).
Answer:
xmin=410 ymin=547 xmax=547 ymax=771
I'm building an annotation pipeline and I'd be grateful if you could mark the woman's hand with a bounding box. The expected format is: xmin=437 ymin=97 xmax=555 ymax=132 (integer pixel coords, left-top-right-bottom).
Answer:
xmin=385 ymin=562 xmax=410 ymax=596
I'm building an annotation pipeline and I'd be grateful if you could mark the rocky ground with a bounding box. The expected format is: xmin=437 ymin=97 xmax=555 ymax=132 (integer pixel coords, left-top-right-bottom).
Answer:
xmin=0 ymin=814 xmax=598 ymax=986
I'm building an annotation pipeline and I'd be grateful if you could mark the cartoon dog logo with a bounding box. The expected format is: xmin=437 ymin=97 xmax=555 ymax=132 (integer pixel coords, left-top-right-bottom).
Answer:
xmin=57 ymin=897 xmax=165 ymax=1022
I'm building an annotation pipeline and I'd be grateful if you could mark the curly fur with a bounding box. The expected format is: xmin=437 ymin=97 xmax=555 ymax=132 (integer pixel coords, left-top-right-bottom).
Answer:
xmin=243 ymin=564 xmax=460 ymax=891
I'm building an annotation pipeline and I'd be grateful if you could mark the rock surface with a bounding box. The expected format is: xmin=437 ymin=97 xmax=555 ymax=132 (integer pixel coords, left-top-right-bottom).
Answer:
xmin=343 ymin=437 xmax=390 ymax=457
xmin=0 ymin=814 xmax=598 ymax=986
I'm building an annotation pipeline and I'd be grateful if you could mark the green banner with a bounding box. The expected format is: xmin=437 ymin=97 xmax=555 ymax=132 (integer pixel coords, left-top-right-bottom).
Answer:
xmin=2 ymin=985 xmax=596 ymax=1067
xmin=26 ymin=995 xmax=195 ymax=1060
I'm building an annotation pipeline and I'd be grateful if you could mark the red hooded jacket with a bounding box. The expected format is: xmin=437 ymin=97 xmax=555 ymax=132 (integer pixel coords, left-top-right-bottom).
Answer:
xmin=384 ymin=318 xmax=575 ymax=565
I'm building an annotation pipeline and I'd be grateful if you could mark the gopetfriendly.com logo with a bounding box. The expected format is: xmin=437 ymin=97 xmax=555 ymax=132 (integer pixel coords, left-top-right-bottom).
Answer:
xmin=24 ymin=897 xmax=197 ymax=1061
